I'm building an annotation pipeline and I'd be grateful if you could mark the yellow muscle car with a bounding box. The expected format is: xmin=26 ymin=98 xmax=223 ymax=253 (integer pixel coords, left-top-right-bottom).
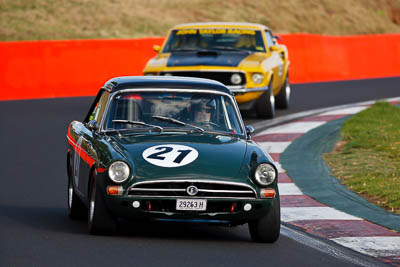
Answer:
xmin=143 ymin=22 xmax=291 ymax=119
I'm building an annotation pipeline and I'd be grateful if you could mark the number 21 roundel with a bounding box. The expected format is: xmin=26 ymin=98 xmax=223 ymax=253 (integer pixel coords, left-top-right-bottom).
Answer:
xmin=142 ymin=144 xmax=199 ymax=168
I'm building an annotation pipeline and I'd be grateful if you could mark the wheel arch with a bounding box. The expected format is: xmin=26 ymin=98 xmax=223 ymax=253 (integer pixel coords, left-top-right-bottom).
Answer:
xmin=87 ymin=167 xmax=98 ymax=200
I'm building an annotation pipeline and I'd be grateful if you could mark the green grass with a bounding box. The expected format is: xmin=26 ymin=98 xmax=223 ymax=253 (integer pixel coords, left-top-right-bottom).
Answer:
xmin=324 ymin=102 xmax=400 ymax=214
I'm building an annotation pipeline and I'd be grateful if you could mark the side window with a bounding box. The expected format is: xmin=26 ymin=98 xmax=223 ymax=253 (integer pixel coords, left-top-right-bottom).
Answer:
xmin=222 ymin=96 xmax=243 ymax=135
xmin=87 ymin=91 xmax=110 ymax=124
xmin=264 ymin=31 xmax=275 ymax=48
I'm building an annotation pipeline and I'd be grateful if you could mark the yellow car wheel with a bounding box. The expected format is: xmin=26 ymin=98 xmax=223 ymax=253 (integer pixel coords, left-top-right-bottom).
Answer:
xmin=256 ymin=80 xmax=275 ymax=119
xmin=276 ymin=75 xmax=290 ymax=109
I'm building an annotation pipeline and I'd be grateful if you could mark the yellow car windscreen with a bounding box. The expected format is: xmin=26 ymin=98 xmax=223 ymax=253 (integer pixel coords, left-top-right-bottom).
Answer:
xmin=162 ymin=28 xmax=266 ymax=53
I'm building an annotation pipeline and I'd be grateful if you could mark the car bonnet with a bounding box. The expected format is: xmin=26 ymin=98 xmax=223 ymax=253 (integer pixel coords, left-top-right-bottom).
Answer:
xmin=166 ymin=51 xmax=250 ymax=67
xmin=109 ymin=133 xmax=248 ymax=182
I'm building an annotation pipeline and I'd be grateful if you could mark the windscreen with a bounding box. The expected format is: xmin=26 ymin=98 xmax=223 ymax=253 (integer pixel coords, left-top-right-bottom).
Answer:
xmin=105 ymin=91 xmax=244 ymax=135
xmin=162 ymin=28 xmax=266 ymax=53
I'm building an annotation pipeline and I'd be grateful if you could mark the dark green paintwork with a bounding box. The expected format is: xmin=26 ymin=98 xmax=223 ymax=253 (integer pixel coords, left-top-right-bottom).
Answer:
xmin=67 ymin=77 xmax=278 ymax=225
xmin=67 ymin=120 xmax=277 ymax=224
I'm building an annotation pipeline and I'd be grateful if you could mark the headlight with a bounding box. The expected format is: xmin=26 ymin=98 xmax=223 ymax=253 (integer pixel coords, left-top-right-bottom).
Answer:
xmin=163 ymin=73 xmax=173 ymax=76
xmin=144 ymin=72 xmax=157 ymax=76
xmin=108 ymin=161 xmax=130 ymax=183
xmin=254 ymin=163 xmax=276 ymax=186
xmin=231 ymin=73 xmax=242 ymax=85
xmin=252 ymin=73 xmax=264 ymax=84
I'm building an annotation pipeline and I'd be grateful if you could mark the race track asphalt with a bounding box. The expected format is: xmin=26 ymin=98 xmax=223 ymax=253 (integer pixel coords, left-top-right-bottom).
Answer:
xmin=0 ymin=77 xmax=399 ymax=267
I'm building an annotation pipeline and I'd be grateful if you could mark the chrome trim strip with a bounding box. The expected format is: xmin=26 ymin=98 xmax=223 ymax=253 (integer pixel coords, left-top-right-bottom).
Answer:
xmin=130 ymin=188 xmax=253 ymax=194
xmin=124 ymin=195 xmax=256 ymax=200
xmin=220 ymin=95 xmax=232 ymax=130
xmin=119 ymin=88 xmax=232 ymax=97
xmin=198 ymin=189 xmax=254 ymax=194
xmin=129 ymin=188 xmax=253 ymax=194
xmin=227 ymin=85 xmax=245 ymax=90
xmin=162 ymin=70 xmax=246 ymax=74
xmin=229 ymin=86 xmax=269 ymax=93
xmin=127 ymin=179 xmax=257 ymax=196
xmin=130 ymin=188 xmax=186 ymax=192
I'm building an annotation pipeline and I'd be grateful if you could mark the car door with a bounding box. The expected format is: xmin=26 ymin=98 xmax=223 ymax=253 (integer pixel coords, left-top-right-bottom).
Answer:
xmin=77 ymin=89 xmax=110 ymax=196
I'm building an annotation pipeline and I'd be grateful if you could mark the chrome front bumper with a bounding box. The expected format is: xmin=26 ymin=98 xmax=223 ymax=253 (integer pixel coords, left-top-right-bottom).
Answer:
xmin=228 ymin=85 xmax=269 ymax=94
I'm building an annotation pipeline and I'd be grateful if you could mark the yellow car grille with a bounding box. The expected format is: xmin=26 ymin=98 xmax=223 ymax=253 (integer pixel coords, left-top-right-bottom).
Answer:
xmin=160 ymin=71 xmax=246 ymax=86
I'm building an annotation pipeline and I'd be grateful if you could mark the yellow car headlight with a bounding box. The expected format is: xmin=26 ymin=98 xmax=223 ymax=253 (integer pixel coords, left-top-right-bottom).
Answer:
xmin=252 ymin=73 xmax=264 ymax=84
xmin=231 ymin=73 xmax=242 ymax=85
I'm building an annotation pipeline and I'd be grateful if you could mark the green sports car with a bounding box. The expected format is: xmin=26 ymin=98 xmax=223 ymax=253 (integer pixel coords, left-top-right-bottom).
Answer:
xmin=66 ymin=76 xmax=280 ymax=242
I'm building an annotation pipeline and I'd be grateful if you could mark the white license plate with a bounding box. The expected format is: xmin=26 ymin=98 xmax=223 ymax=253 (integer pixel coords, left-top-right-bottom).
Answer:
xmin=176 ymin=199 xmax=207 ymax=211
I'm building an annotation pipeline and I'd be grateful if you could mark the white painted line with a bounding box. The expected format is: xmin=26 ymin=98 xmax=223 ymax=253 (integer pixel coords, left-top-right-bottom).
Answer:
xmin=281 ymin=226 xmax=381 ymax=267
xmin=278 ymin=183 xmax=303 ymax=196
xmin=319 ymin=106 xmax=367 ymax=116
xmin=281 ymin=207 xmax=362 ymax=222
xmin=388 ymin=96 xmax=400 ymax=102
xmin=258 ymin=121 xmax=326 ymax=134
xmin=274 ymin=162 xmax=285 ymax=173
xmin=258 ymin=142 xmax=291 ymax=154
xmin=331 ymin=237 xmax=400 ymax=257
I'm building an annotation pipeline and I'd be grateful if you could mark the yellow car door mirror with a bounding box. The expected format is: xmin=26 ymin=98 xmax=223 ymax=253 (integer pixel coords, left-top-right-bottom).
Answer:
xmin=153 ymin=45 xmax=161 ymax=53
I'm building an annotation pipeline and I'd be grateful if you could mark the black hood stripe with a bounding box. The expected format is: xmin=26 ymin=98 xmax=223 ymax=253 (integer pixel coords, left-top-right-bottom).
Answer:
xmin=166 ymin=52 xmax=249 ymax=67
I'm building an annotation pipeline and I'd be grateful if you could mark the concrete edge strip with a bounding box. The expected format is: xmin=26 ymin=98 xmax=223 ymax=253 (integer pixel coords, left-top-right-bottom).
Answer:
xmin=253 ymin=96 xmax=400 ymax=264
xmin=278 ymin=116 xmax=400 ymax=231
xmin=280 ymin=224 xmax=389 ymax=267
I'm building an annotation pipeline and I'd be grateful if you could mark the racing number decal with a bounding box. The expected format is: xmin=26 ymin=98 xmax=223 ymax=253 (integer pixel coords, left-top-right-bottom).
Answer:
xmin=147 ymin=147 xmax=192 ymax=164
xmin=173 ymin=150 xmax=192 ymax=164
xmin=146 ymin=147 xmax=173 ymax=160
xmin=142 ymin=144 xmax=198 ymax=167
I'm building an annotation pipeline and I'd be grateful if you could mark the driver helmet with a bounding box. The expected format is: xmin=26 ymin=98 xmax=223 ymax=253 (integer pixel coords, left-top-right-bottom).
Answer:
xmin=192 ymin=98 xmax=217 ymax=122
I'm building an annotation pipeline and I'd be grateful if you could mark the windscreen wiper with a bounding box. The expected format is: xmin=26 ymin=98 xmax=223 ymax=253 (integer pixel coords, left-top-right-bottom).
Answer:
xmin=152 ymin=116 xmax=204 ymax=133
xmin=211 ymin=46 xmax=251 ymax=53
xmin=112 ymin=120 xmax=163 ymax=132
xmin=170 ymin=48 xmax=198 ymax=52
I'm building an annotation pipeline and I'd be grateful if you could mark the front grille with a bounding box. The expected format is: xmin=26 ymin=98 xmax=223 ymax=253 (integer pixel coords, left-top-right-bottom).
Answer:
xmin=161 ymin=71 xmax=246 ymax=86
xmin=128 ymin=180 xmax=256 ymax=199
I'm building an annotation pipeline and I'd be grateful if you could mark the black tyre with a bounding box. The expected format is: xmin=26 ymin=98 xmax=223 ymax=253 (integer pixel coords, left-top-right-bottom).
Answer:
xmin=88 ymin=177 xmax=116 ymax=235
xmin=248 ymin=194 xmax=281 ymax=243
xmin=67 ymin=165 xmax=86 ymax=220
xmin=276 ymin=75 xmax=291 ymax=109
xmin=256 ymin=79 xmax=275 ymax=119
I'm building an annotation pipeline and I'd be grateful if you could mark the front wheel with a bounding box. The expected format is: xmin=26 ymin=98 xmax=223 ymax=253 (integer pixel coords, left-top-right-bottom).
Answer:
xmin=248 ymin=194 xmax=280 ymax=243
xmin=67 ymin=167 xmax=86 ymax=220
xmin=275 ymin=75 xmax=291 ymax=109
xmin=88 ymin=177 xmax=116 ymax=235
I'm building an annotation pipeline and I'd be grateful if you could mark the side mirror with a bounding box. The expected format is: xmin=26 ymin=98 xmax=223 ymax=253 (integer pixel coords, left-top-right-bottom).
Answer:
xmin=153 ymin=45 xmax=161 ymax=53
xmin=270 ymin=45 xmax=280 ymax=52
xmin=246 ymin=125 xmax=255 ymax=137
xmin=273 ymin=35 xmax=282 ymax=41
xmin=87 ymin=120 xmax=98 ymax=131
